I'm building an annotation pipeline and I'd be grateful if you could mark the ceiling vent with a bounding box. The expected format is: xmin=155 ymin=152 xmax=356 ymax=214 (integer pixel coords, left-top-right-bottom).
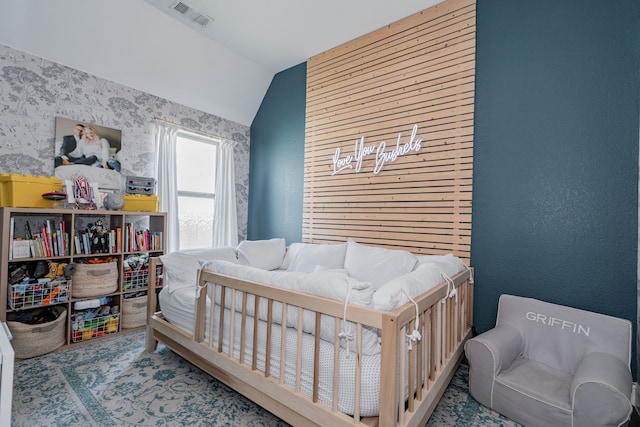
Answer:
xmin=169 ymin=1 xmax=213 ymax=27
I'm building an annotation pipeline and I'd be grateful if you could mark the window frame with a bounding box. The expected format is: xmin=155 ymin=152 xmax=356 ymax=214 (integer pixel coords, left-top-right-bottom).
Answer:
xmin=175 ymin=129 xmax=220 ymax=249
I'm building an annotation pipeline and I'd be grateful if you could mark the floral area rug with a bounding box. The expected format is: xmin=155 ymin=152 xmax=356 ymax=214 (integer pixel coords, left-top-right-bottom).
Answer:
xmin=12 ymin=330 xmax=518 ymax=426
xmin=13 ymin=330 xmax=288 ymax=426
xmin=427 ymin=365 xmax=520 ymax=427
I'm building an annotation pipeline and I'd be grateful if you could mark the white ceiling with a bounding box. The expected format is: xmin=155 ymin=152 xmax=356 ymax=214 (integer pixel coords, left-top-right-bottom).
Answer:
xmin=144 ymin=0 xmax=444 ymax=74
xmin=0 ymin=0 xmax=443 ymax=126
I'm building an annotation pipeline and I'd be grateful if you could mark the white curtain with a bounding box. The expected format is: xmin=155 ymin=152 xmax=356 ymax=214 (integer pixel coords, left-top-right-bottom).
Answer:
xmin=154 ymin=123 xmax=180 ymax=253
xmin=213 ymin=140 xmax=238 ymax=247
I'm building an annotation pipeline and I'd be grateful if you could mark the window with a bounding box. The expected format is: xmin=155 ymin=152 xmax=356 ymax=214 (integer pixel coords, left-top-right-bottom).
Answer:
xmin=175 ymin=131 xmax=218 ymax=250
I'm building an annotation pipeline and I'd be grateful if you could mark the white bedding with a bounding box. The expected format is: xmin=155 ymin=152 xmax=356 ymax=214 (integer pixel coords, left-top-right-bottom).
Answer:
xmin=159 ymin=286 xmax=382 ymax=416
xmin=200 ymin=261 xmax=381 ymax=355
xmin=157 ymin=249 xmax=467 ymax=417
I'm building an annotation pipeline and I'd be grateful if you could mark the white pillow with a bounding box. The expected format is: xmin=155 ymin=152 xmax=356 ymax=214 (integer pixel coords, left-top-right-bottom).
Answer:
xmin=372 ymin=262 xmax=443 ymax=311
xmin=202 ymin=260 xmax=371 ymax=306
xmin=236 ymin=238 xmax=286 ymax=270
xmin=344 ymin=239 xmax=418 ymax=290
xmin=297 ymin=270 xmax=373 ymax=307
xmin=373 ymin=255 xmax=465 ymax=311
xmin=282 ymin=242 xmax=347 ymax=272
xmin=416 ymin=253 xmax=465 ymax=277
xmin=160 ymin=247 xmax=238 ymax=293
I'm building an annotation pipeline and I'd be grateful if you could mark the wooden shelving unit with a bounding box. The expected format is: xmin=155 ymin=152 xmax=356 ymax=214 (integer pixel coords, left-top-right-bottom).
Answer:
xmin=0 ymin=207 xmax=166 ymax=350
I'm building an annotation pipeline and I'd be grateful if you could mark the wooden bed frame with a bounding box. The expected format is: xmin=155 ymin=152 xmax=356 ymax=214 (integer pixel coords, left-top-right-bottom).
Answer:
xmin=146 ymin=257 xmax=473 ymax=427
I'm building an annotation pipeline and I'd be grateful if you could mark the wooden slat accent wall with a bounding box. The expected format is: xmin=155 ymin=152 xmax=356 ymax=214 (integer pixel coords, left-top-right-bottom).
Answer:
xmin=303 ymin=0 xmax=475 ymax=262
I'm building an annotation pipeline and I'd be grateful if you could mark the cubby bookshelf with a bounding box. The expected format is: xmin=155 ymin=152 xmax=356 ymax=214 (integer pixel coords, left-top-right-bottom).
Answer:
xmin=0 ymin=207 xmax=166 ymax=353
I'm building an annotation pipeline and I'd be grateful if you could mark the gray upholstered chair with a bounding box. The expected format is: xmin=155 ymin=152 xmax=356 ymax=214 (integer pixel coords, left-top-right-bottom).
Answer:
xmin=465 ymin=294 xmax=632 ymax=427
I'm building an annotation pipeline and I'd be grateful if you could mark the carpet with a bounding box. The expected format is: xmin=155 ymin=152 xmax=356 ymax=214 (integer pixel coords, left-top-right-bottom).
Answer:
xmin=12 ymin=330 xmax=519 ymax=426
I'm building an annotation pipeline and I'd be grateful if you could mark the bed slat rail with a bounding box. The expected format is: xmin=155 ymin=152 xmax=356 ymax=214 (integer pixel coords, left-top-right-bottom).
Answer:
xmin=196 ymin=270 xmax=376 ymax=424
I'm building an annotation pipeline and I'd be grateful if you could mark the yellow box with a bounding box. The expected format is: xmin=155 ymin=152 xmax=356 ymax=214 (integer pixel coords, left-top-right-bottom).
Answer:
xmin=0 ymin=174 xmax=63 ymax=208
xmin=122 ymin=194 xmax=159 ymax=212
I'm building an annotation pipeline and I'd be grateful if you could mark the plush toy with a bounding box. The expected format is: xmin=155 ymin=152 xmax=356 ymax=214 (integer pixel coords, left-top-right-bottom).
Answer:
xmin=44 ymin=261 xmax=75 ymax=280
xmin=89 ymin=220 xmax=108 ymax=253
xmin=103 ymin=192 xmax=124 ymax=210
xmin=33 ymin=260 xmax=49 ymax=279
xmin=62 ymin=263 xmax=75 ymax=279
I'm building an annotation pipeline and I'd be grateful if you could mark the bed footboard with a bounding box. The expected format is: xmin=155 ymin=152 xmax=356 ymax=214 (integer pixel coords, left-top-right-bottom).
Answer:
xmin=146 ymin=257 xmax=162 ymax=352
xmin=146 ymin=258 xmax=473 ymax=427
xmin=379 ymin=269 xmax=473 ymax=426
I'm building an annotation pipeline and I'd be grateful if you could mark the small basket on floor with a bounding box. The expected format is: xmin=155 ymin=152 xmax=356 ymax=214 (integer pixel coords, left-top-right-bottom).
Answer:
xmin=121 ymin=294 xmax=147 ymax=329
xmin=7 ymin=306 xmax=66 ymax=359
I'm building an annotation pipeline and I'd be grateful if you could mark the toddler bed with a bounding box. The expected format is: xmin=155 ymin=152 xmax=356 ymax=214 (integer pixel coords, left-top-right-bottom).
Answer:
xmin=146 ymin=239 xmax=474 ymax=427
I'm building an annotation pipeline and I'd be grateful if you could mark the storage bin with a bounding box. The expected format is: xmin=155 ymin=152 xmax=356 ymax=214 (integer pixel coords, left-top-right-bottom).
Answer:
xmin=8 ymin=278 xmax=70 ymax=310
xmin=71 ymin=311 xmax=119 ymax=342
xmin=122 ymin=194 xmax=159 ymax=212
xmin=0 ymin=174 xmax=63 ymax=208
xmin=121 ymin=294 xmax=147 ymax=329
xmin=72 ymin=263 xmax=118 ymax=298
xmin=7 ymin=307 xmax=66 ymax=359
xmin=123 ymin=266 xmax=149 ymax=291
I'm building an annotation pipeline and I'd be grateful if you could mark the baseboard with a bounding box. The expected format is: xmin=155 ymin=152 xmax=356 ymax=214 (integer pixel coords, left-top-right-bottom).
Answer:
xmin=633 ymin=382 xmax=639 ymax=407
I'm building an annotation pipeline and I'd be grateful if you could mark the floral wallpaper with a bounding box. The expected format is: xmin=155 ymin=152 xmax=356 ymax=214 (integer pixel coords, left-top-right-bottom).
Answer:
xmin=0 ymin=44 xmax=250 ymax=241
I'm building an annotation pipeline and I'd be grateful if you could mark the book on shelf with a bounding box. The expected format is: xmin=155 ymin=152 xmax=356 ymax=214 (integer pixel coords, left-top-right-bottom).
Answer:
xmin=30 ymin=236 xmax=43 ymax=258
xmin=9 ymin=217 xmax=14 ymax=259
xmin=116 ymin=227 xmax=122 ymax=252
xmin=122 ymin=224 xmax=162 ymax=252
xmin=11 ymin=240 xmax=31 ymax=259
xmin=52 ymin=232 xmax=58 ymax=257
xmin=154 ymin=232 xmax=163 ymax=251
xmin=60 ymin=220 xmax=67 ymax=256
xmin=40 ymin=225 xmax=52 ymax=257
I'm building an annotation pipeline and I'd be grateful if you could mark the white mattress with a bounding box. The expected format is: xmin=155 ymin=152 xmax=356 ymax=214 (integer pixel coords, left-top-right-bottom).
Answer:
xmin=159 ymin=286 xmax=383 ymax=416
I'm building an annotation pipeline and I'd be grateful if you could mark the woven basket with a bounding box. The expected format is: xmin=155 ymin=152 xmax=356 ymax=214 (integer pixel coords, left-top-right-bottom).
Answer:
xmin=121 ymin=295 xmax=147 ymax=329
xmin=7 ymin=307 xmax=66 ymax=359
xmin=72 ymin=262 xmax=118 ymax=298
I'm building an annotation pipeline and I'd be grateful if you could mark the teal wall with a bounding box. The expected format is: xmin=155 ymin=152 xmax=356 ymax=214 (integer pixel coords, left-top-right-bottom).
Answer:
xmin=249 ymin=1 xmax=640 ymax=372
xmin=472 ymin=0 xmax=639 ymax=335
xmin=248 ymin=62 xmax=306 ymax=244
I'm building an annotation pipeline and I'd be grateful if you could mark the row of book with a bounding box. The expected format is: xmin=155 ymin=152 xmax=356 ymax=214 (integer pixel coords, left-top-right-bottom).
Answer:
xmin=74 ymin=225 xmax=163 ymax=255
xmin=9 ymin=218 xmax=163 ymax=259
xmin=10 ymin=219 xmax=69 ymax=259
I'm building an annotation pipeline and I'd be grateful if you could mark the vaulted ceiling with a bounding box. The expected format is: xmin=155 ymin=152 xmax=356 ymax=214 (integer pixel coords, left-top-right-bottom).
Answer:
xmin=0 ymin=0 xmax=443 ymax=125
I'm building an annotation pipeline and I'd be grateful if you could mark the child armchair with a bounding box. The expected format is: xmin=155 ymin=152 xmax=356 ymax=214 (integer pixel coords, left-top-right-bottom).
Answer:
xmin=465 ymin=294 xmax=632 ymax=427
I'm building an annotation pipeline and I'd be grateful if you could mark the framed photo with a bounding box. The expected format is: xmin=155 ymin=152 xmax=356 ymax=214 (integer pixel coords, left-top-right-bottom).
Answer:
xmin=54 ymin=117 xmax=123 ymax=190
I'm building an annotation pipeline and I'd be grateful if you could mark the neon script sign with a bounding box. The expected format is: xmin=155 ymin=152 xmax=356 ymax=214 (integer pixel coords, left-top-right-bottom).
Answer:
xmin=331 ymin=124 xmax=423 ymax=175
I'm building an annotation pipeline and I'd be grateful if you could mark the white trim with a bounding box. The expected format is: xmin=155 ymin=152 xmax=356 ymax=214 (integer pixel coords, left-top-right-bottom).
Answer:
xmin=0 ymin=322 xmax=14 ymax=426
xmin=633 ymin=382 xmax=639 ymax=408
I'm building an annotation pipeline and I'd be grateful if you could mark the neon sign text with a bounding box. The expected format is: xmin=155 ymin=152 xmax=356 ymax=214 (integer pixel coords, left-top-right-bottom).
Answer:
xmin=331 ymin=124 xmax=423 ymax=175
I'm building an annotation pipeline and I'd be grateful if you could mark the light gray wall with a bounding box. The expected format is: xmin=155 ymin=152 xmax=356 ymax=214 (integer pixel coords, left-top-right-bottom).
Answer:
xmin=0 ymin=0 xmax=272 ymax=126
xmin=0 ymin=44 xmax=250 ymax=242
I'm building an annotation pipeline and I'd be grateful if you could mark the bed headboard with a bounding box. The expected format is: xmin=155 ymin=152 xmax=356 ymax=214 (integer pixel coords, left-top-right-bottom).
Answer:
xmin=303 ymin=0 xmax=476 ymax=264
